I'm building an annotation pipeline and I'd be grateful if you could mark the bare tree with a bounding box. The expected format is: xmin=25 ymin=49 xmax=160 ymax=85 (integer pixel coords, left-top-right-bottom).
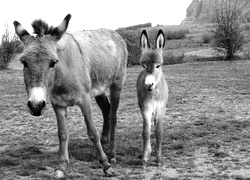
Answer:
xmin=211 ymin=0 xmax=245 ymax=60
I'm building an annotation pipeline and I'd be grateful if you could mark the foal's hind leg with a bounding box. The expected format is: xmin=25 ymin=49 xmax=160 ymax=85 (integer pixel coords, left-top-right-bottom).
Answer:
xmin=108 ymin=82 xmax=123 ymax=163
xmin=95 ymin=93 xmax=110 ymax=147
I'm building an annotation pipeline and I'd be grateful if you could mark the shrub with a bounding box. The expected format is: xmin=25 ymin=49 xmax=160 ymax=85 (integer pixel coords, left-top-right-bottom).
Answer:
xmin=202 ymin=34 xmax=213 ymax=44
xmin=118 ymin=23 xmax=152 ymax=31
xmin=211 ymin=0 xmax=245 ymax=60
xmin=247 ymin=17 xmax=250 ymax=23
xmin=164 ymin=29 xmax=189 ymax=40
xmin=163 ymin=52 xmax=184 ymax=65
xmin=0 ymin=24 xmax=23 ymax=70
xmin=116 ymin=28 xmax=141 ymax=66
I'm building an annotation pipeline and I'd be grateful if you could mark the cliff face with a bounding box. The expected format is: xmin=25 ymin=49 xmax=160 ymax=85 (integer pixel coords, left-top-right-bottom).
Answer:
xmin=182 ymin=0 xmax=250 ymax=24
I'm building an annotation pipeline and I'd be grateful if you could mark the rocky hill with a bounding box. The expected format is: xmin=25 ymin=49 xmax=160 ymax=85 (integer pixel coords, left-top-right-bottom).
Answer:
xmin=181 ymin=0 xmax=250 ymax=24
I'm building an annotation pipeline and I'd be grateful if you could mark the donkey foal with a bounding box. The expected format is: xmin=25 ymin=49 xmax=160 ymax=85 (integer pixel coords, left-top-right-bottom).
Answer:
xmin=137 ymin=29 xmax=169 ymax=167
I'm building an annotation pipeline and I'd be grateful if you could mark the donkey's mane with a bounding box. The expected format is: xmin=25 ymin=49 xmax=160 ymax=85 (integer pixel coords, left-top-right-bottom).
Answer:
xmin=31 ymin=19 xmax=55 ymax=37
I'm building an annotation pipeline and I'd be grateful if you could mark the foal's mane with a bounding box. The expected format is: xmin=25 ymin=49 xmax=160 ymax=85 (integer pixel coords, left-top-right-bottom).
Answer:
xmin=31 ymin=19 xmax=55 ymax=37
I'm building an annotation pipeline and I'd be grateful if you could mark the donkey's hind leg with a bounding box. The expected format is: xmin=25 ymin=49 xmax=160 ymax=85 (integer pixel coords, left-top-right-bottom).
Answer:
xmin=95 ymin=93 xmax=110 ymax=148
xmin=108 ymin=82 xmax=123 ymax=163
xmin=79 ymin=94 xmax=115 ymax=176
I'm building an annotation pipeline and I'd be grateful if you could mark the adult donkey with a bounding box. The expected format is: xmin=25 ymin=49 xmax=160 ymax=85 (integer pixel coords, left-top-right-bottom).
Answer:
xmin=137 ymin=29 xmax=168 ymax=167
xmin=13 ymin=14 xmax=127 ymax=177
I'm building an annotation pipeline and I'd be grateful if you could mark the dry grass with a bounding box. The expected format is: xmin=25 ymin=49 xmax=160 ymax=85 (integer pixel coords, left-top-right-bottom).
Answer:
xmin=1 ymin=60 xmax=250 ymax=179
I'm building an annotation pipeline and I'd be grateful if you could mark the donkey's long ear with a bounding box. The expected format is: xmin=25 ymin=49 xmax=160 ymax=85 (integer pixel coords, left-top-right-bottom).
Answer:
xmin=51 ymin=14 xmax=71 ymax=40
xmin=13 ymin=21 xmax=30 ymax=42
xmin=140 ymin=30 xmax=150 ymax=51
xmin=156 ymin=29 xmax=165 ymax=50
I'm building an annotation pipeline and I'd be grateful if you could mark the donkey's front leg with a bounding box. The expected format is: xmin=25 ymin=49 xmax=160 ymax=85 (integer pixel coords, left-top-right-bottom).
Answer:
xmin=52 ymin=103 xmax=69 ymax=178
xmin=141 ymin=107 xmax=153 ymax=167
xmin=79 ymin=94 xmax=115 ymax=177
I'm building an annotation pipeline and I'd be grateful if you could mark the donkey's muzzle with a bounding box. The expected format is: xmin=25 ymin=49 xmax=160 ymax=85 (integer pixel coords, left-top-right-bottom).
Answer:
xmin=27 ymin=100 xmax=46 ymax=116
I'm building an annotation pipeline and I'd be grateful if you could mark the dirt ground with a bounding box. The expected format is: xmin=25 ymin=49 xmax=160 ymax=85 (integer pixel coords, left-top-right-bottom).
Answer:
xmin=1 ymin=60 xmax=250 ymax=179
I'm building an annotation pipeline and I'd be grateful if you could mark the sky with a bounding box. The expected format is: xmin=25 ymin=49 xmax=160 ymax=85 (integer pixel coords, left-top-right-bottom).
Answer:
xmin=0 ymin=0 xmax=192 ymax=37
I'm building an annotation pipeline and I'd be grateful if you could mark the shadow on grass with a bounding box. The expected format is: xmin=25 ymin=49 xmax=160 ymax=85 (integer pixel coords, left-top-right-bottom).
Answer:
xmin=0 ymin=146 xmax=58 ymax=178
xmin=66 ymin=118 xmax=250 ymax=170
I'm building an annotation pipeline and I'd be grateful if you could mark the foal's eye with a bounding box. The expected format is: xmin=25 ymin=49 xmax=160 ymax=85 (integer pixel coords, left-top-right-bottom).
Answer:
xmin=142 ymin=64 xmax=145 ymax=68
xmin=156 ymin=65 xmax=161 ymax=69
xmin=49 ymin=60 xmax=57 ymax=68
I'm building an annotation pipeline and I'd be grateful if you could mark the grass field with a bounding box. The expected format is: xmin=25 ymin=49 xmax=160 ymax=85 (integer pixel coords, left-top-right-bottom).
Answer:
xmin=1 ymin=60 xmax=250 ymax=179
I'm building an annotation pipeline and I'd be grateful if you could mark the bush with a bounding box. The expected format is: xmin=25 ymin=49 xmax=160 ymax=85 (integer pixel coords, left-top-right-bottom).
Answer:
xmin=211 ymin=0 xmax=244 ymax=60
xmin=118 ymin=23 xmax=152 ymax=31
xmin=0 ymin=24 xmax=23 ymax=70
xmin=202 ymin=34 xmax=213 ymax=44
xmin=247 ymin=17 xmax=250 ymax=23
xmin=116 ymin=28 xmax=141 ymax=66
xmin=163 ymin=52 xmax=184 ymax=65
xmin=164 ymin=29 xmax=189 ymax=40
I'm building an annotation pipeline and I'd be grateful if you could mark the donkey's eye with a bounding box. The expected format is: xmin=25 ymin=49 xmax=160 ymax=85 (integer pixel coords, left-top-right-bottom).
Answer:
xmin=49 ymin=60 xmax=57 ymax=68
xmin=156 ymin=65 xmax=161 ymax=69
xmin=142 ymin=64 xmax=146 ymax=68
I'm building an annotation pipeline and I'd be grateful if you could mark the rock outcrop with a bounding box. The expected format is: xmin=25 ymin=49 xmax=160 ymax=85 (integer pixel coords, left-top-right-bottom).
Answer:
xmin=182 ymin=0 xmax=250 ymax=24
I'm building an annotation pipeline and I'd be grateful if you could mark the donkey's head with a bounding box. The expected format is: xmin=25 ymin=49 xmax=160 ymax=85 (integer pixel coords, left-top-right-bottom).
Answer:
xmin=140 ymin=29 xmax=165 ymax=91
xmin=14 ymin=14 xmax=71 ymax=116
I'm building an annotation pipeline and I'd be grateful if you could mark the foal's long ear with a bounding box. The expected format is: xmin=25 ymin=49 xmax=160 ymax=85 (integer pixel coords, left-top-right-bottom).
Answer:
xmin=13 ymin=21 xmax=30 ymax=42
xmin=156 ymin=29 xmax=165 ymax=50
xmin=51 ymin=14 xmax=72 ymax=40
xmin=140 ymin=30 xmax=150 ymax=51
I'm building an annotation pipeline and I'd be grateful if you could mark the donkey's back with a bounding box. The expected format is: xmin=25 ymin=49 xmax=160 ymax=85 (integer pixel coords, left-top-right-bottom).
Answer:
xmin=58 ymin=29 xmax=127 ymax=91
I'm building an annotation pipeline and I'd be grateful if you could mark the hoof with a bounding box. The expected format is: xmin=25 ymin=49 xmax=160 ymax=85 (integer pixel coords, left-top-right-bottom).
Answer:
xmin=156 ymin=162 xmax=162 ymax=167
xmin=156 ymin=158 xmax=162 ymax=167
xmin=142 ymin=161 xmax=147 ymax=169
xmin=54 ymin=169 xmax=66 ymax=179
xmin=103 ymin=167 xmax=118 ymax=177
xmin=108 ymin=151 xmax=116 ymax=164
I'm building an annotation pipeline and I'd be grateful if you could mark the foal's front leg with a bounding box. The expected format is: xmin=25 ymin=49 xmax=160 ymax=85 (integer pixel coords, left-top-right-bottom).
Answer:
xmin=141 ymin=106 xmax=153 ymax=167
xmin=79 ymin=94 xmax=115 ymax=176
xmin=52 ymin=103 xmax=69 ymax=177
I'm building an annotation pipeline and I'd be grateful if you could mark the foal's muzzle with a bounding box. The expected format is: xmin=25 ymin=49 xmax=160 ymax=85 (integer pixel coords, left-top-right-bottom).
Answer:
xmin=144 ymin=83 xmax=154 ymax=91
xmin=144 ymin=75 xmax=155 ymax=91
xmin=27 ymin=100 xmax=46 ymax=116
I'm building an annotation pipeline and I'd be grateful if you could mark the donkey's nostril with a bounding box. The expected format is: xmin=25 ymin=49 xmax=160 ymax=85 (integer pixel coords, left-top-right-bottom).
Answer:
xmin=27 ymin=100 xmax=33 ymax=109
xmin=27 ymin=100 xmax=46 ymax=116
xmin=40 ymin=100 xmax=46 ymax=109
